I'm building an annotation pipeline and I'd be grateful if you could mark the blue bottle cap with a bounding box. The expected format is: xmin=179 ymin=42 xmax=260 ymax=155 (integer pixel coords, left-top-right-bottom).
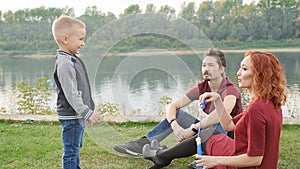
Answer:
xmin=200 ymin=99 xmax=206 ymax=110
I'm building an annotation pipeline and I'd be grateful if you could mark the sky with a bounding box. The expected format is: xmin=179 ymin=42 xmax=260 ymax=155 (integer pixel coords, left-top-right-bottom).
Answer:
xmin=0 ymin=0 xmax=256 ymax=17
xmin=0 ymin=0 xmax=202 ymax=17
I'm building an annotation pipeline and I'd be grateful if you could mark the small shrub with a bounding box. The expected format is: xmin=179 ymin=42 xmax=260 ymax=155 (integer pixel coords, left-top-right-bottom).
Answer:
xmin=16 ymin=76 xmax=54 ymax=114
xmin=286 ymin=39 xmax=293 ymax=43
xmin=130 ymin=108 xmax=142 ymax=116
xmin=0 ymin=107 xmax=7 ymax=113
xmin=159 ymin=96 xmax=172 ymax=105
xmin=240 ymin=89 xmax=251 ymax=110
xmin=158 ymin=96 xmax=172 ymax=116
xmin=97 ymin=102 xmax=119 ymax=116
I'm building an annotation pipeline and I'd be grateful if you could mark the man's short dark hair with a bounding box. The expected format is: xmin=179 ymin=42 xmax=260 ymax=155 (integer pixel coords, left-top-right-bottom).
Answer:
xmin=203 ymin=48 xmax=226 ymax=68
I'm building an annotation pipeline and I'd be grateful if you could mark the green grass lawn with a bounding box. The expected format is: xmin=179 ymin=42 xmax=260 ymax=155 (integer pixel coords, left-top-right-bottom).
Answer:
xmin=0 ymin=120 xmax=299 ymax=169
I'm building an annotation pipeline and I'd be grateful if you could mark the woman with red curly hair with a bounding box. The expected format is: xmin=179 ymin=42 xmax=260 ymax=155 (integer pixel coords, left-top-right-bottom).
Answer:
xmin=196 ymin=51 xmax=287 ymax=169
xmin=142 ymin=51 xmax=287 ymax=169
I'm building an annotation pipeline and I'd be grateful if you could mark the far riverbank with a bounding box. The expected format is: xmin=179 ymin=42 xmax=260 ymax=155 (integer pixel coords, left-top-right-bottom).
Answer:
xmin=1 ymin=48 xmax=299 ymax=59
xmin=104 ymin=48 xmax=300 ymax=57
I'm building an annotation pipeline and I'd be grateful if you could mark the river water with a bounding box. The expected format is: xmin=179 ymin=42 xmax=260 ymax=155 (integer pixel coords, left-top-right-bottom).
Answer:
xmin=0 ymin=51 xmax=299 ymax=118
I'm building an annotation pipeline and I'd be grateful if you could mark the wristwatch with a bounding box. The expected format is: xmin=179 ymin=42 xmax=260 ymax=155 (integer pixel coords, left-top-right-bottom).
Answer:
xmin=190 ymin=124 xmax=198 ymax=133
xmin=169 ymin=118 xmax=176 ymax=125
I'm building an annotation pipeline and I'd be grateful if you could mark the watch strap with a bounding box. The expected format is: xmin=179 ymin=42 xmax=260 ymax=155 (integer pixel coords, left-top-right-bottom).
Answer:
xmin=192 ymin=127 xmax=198 ymax=133
xmin=169 ymin=118 xmax=176 ymax=125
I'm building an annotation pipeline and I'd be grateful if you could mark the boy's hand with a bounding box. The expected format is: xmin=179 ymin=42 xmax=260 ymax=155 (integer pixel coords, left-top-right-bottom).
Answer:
xmin=86 ymin=111 xmax=101 ymax=126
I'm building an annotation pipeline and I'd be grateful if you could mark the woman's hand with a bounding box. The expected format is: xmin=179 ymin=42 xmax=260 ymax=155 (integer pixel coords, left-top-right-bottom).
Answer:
xmin=199 ymin=92 xmax=221 ymax=104
xmin=195 ymin=155 xmax=218 ymax=169
xmin=196 ymin=154 xmax=264 ymax=168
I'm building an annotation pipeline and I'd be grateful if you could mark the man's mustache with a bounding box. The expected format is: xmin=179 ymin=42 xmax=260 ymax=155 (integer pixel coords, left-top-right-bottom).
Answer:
xmin=203 ymin=71 xmax=209 ymax=76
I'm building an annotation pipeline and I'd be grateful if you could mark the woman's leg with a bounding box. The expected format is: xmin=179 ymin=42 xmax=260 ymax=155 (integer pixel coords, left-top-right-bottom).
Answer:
xmin=158 ymin=135 xmax=197 ymax=161
xmin=205 ymin=134 xmax=236 ymax=169
xmin=157 ymin=125 xmax=221 ymax=161
xmin=143 ymin=135 xmax=198 ymax=168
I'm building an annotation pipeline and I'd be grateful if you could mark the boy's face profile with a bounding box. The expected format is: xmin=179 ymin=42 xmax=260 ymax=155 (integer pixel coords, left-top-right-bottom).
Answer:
xmin=60 ymin=26 xmax=86 ymax=55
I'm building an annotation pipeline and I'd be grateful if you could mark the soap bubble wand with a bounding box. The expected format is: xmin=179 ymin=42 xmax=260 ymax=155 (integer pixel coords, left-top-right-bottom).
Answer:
xmin=195 ymin=99 xmax=206 ymax=169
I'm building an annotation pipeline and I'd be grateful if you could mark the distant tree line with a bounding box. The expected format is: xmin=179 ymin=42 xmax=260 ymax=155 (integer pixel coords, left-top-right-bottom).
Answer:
xmin=0 ymin=0 xmax=299 ymax=55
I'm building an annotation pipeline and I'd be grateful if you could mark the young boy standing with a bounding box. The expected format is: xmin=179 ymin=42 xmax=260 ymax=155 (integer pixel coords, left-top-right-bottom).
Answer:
xmin=52 ymin=15 xmax=100 ymax=169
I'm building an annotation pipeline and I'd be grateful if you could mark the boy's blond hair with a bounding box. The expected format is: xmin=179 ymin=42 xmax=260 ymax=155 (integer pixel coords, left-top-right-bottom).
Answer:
xmin=52 ymin=15 xmax=85 ymax=45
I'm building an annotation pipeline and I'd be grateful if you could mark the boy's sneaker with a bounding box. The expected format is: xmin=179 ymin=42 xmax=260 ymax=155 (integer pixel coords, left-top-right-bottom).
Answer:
xmin=114 ymin=136 xmax=150 ymax=156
